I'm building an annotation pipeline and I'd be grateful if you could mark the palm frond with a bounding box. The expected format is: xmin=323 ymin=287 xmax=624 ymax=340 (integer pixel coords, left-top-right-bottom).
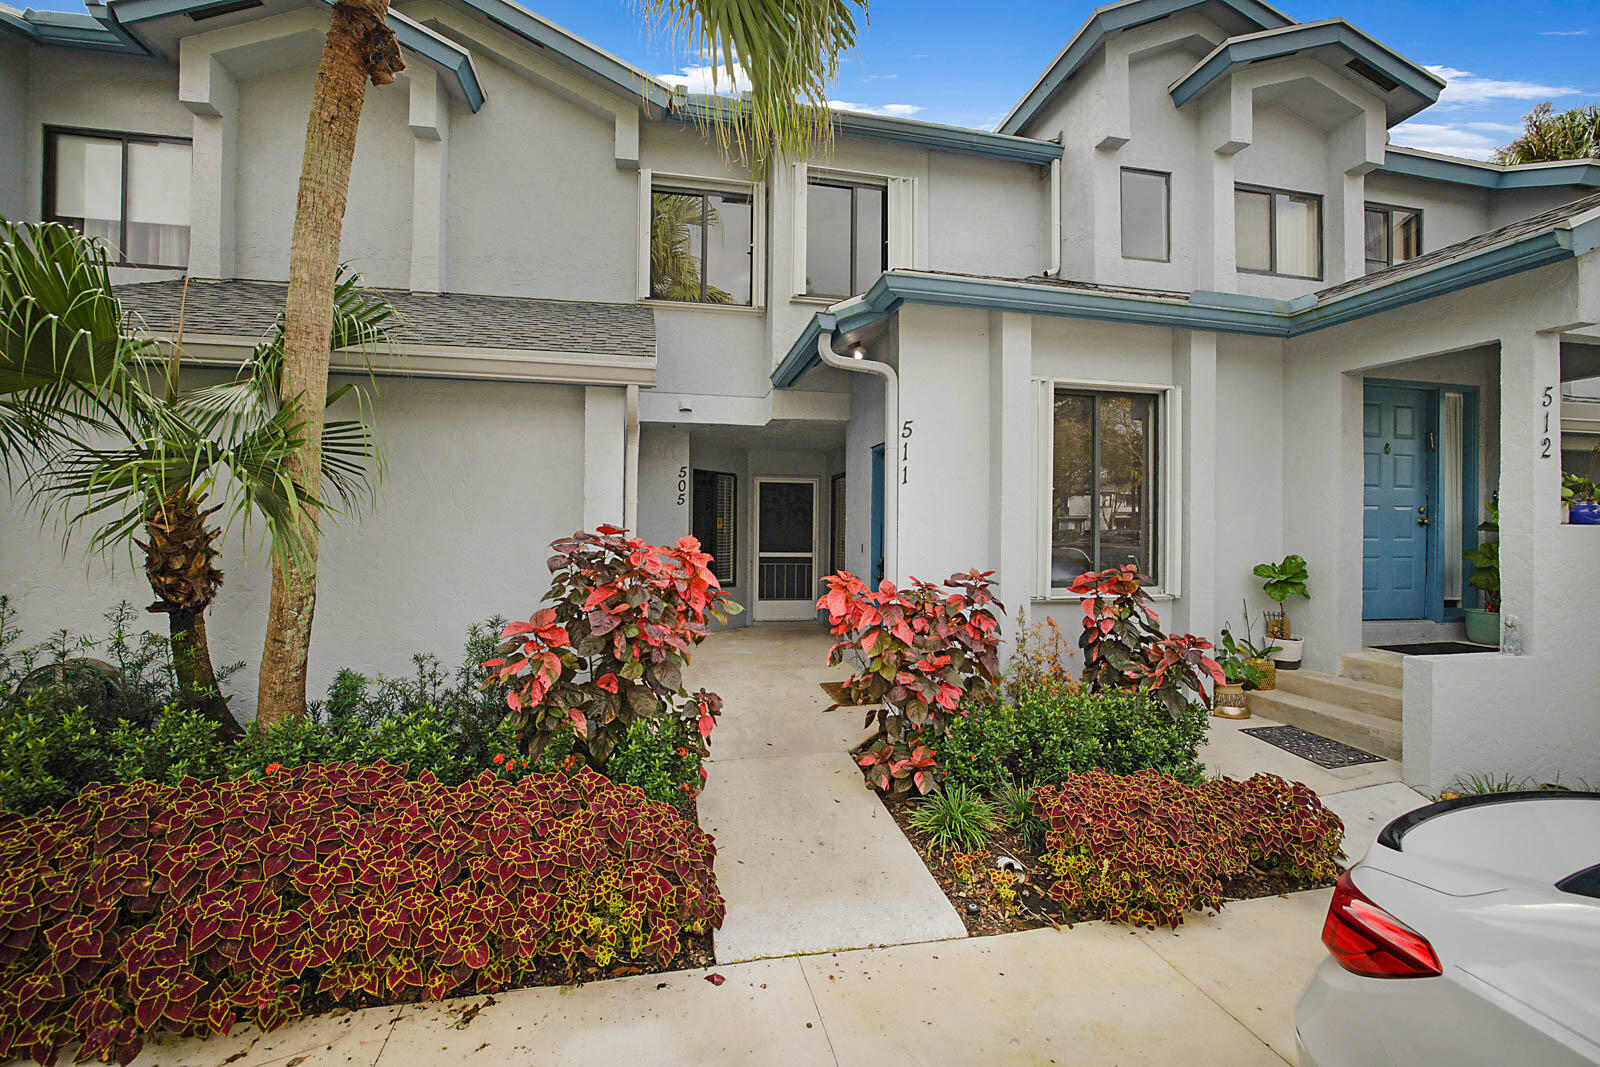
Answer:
xmin=1494 ymin=102 xmax=1600 ymax=165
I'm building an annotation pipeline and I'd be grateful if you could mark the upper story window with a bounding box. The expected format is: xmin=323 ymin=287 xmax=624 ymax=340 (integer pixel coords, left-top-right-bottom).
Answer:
xmin=805 ymin=177 xmax=886 ymax=297
xmin=1364 ymin=204 xmax=1422 ymax=274
xmin=1120 ymin=168 xmax=1170 ymax=263
xmin=649 ymin=183 xmax=754 ymax=306
xmin=45 ymin=127 xmax=192 ymax=269
xmin=1050 ymin=388 xmax=1160 ymax=590
xmin=1235 ymin=184 xmax=1322 ymax=281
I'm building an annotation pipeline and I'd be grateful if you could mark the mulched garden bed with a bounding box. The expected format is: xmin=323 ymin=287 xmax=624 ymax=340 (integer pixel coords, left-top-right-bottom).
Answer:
xmin=880 ymin=791 xmax=1337 ymax=936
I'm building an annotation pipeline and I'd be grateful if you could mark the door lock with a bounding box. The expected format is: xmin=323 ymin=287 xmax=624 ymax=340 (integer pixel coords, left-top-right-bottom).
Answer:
xmin=1418 ymin=505 xmax=1430 ymax=526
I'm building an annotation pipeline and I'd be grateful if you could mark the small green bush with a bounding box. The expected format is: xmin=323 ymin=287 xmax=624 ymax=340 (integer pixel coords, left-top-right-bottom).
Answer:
xmin=109 ymin=705 xmax=225 ymax=784
xmin=908 ymin=782 xmax=999 ymax=853
xmin=992 ymin=779 xmax=1046 ymax=849
xmin=937 ymin=684 xmax=1208 ymax=794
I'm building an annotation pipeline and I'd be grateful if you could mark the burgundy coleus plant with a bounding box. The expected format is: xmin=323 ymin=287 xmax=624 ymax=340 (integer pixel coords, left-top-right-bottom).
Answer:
xmin=0 ymin=763 xmax=725 ymax=1067
xmin=819 ymin=569 xmax=1005 ymax=797
xmin=1071 ymin=565 xmax=1223 ymax=718
xmin=484 ymin=527 xmax=742 ymax=766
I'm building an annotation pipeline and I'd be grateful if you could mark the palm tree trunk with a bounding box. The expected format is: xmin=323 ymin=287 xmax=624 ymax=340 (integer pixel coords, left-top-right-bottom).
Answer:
xmin=255 ymin=0 xmax=402 ymax=729
xmin=168 ymin=608 xmax=241 ymax=739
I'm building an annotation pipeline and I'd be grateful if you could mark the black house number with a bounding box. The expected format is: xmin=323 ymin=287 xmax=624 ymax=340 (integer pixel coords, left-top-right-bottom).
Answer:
xmin=901 ymin=420 xmax=913 ymax=484
xmin=677 ymin=465 xmax=688 ymax=506
xmin=1542 ymin=386 xmax=1554 ymax=459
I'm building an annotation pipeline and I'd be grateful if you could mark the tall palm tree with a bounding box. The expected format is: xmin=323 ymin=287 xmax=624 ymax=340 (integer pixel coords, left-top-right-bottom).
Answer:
xmin=256 ymin=0 xmax=868 ymax=726
xmin=1494 ymin=102 xmax=1600 ymax=165
xmin=1 ymin=219 xmax=393 ymax=737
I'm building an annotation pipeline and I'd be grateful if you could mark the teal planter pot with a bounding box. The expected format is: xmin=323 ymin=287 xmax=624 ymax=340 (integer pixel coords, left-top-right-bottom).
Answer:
xmin=1463 ymin=607 xmax=1500 ymax=646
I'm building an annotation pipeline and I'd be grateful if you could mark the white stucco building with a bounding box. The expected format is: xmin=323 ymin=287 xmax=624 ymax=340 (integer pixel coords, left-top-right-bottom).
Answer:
xmin=3 ymin=0 xmax=1598 ymax=791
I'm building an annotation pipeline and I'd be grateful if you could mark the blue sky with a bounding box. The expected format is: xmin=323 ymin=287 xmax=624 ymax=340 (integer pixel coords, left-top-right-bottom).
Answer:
xmin=28 ymin=0 xmax=1599 ymax=159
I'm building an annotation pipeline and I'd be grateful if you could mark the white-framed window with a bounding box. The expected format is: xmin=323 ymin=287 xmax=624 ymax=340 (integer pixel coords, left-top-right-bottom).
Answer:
xmin=44 ymin=126 xmax=193 ymax=269
xmin=637 ymin=169 xmax=765 ymax=307
xmin=791 ymin=163 xmax=920 ymax=299
xmin=1364 ymin=202 xmax=1422 ymax=274
xmin=1036 ymin=379 xmax=1181 ymax=598
xmin=1120 ymin=168 xmax=1170 ymax=263
xmin=1235 ymin=184 xmax=1323 ymax=280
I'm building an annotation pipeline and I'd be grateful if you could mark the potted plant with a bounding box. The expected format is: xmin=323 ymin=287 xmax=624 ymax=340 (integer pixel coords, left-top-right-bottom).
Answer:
xmin=1214 ymin=627 xmax=1268 ymax=718
xmin=1462 ymin=497 xmax=1500 ymax=646
xmin=1230 ymin=603 xmax=1281 ymax=690
xmin=1253 ymin=554 xmax=1309 ymax=669
xmin=1563 ymin=473 xmax=1600 ymax=525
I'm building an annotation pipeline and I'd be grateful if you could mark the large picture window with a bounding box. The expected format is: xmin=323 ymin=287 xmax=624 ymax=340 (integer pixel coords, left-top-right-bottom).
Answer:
xmin=805 ymin=177 xmax=887 ymax=297
xmin=1364 ymin=203 xmax=1422 ymax=274
xmin=1050 ymin=389 xmax=1159 ymax=589
xmin=45 ymin=127 xmax=192 ymax=268
xmin=1235 ymin=185 xmax=1322 ymax=280
xmin=650 ymin=185 xmax=753 ymax=305
xmin=692 ymin=469 xmax=737 ymax=585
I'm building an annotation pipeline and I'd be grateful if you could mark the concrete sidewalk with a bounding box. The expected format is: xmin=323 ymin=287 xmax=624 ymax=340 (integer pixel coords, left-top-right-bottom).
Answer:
xmin=126 ymin=891 xmax=1332 ymax=1067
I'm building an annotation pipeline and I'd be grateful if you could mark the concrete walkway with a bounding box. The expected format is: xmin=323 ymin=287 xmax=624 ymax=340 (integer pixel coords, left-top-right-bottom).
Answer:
xmin=124 ymin=890 xmax=1332 ymax=1067
xmin=688 ymin=624 xmax=966 ymax=962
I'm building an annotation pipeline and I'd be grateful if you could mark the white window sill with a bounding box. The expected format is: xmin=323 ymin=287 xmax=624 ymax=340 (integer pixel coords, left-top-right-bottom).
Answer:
xmin=791 ymin=294 xmax=845 ymax=306
xmin=1032 ymin=590 xmax=1178 ymax=604
xmin=639 ymin=300 xmax=765 ymax=316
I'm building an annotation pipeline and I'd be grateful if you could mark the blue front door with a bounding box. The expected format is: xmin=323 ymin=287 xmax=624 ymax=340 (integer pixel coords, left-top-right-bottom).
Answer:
xmin=870 ymin=444 xmax=885 ymax=586
xmin=1363 ymin=385 xmax=1431 ymax=619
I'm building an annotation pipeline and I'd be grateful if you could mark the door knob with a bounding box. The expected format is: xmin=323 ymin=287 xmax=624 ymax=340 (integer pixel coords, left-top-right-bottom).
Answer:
xmin=1418 ymin=517 xmax=1430 ymax=525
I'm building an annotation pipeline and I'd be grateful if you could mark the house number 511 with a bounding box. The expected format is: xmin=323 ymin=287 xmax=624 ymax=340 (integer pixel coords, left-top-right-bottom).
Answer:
xmin=1542 ymin=386 xmax=1554 ymax=459
xmin=901 ymin=420 xmax=913 ymax=485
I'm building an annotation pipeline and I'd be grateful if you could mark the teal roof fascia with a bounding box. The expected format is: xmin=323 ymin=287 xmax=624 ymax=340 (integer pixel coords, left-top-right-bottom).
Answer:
xmin=1378 ymin=149 xmax=1600 ymax=190
xmin=773 ymin=220 xmax=1596 ymax=387
xmin=997 ymin=0 xmax=1293 ymax=136
xmin=672 ymin=98 xmax=1062 ymax=166
xmin=6 ymin=6 xmax=151 ymax=53
xmin=1169 ymin=20 xmax=1443 ymax=124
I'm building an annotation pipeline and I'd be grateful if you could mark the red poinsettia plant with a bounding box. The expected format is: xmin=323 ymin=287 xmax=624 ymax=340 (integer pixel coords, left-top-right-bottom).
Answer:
xmin=484 ymin=527 xmax=741 ymax=765
xmin=1071 ymin=564 xmax=1222 ymax=717
xmin=819 ymin=569 xmax=1004 ymax=797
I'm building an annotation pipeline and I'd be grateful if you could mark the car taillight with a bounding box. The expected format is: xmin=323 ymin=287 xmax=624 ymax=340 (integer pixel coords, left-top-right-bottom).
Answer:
xmin=1321 ymin=870 xmax=1442 ymax=978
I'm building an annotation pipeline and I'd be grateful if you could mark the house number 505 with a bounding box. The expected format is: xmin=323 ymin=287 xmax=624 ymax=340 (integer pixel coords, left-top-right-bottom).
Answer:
xmin=1542 ymin=386 xmax=1554 ymax=459
xmin=901 ymin=420 xmax=913 ymax=485
xmin=677 ymin=465 xmax=688 ymax=506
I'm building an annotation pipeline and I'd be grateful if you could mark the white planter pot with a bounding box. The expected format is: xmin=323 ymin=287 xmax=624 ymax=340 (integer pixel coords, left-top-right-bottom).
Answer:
xmin=1270 ymin=637 xmax=1304 ymax=670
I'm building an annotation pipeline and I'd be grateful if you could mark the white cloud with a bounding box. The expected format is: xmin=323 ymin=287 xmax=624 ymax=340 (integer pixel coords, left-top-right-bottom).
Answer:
xmin=1389 ymin=121 xmax=1504 ymax=160
xmin=1540 ymin=29 xmax=1589 ymax=36
xmin=827 ymin=100 xmax=925 ymax=117
xmin=657 ymin=62 xmax=750 ymax=96
xmin=1464 ymin=120 xmax=1524 ymax=134
xmin=1426 ymin=65 xmax=1587 ymax=106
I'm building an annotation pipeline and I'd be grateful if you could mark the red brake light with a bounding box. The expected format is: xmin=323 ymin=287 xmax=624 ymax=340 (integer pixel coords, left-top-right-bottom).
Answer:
xmin=1321 ymin=870 xmax=1442 ymax=978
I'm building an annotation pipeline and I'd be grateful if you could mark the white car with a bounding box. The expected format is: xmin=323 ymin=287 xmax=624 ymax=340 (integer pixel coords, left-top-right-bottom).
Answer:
xmin=1295 ymin=790 xmax=1600 ymax=1066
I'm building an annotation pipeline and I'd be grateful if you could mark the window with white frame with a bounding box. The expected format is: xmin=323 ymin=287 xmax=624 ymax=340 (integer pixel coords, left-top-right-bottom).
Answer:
xmin=648 ymin=181 xmax=755 ymax=306
xmin=805 ymin=176 xmax=887 ymax=297
xmin=45 ymin=127 xmax=192 ymax=268
xmin=1363 ymin=203 xmax=1422 ymax=274
xmin=1120 ymin=168 xmax=1170 ymax=262
xmin=1049 ymin=388 xmax=1161 ymax=589
xmin=1235 ymin=184 xmax=1322 ymax=280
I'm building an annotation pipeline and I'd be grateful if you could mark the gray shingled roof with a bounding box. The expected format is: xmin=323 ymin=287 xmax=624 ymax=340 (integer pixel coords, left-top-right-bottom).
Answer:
xmin=114 ymin=279 xmax=655 ymax=358
xmin=1317 ymin=188 xmax=1600 ymax=302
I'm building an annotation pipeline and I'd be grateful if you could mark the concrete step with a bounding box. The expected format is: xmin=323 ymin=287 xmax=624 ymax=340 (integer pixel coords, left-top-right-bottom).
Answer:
xmin=1339 ymin=649 xmax=1405 ymax=688
xmin=1274 ymin=669 xmax=1401 ymax=721
xmin=1245 ymin=689 xmax=1402 ymax=762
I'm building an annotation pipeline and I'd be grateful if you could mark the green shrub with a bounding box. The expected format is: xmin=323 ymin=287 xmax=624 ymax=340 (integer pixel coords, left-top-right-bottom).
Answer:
xmin=0 ymin=692 xmax=114 ymax=814
xmin=992 ymin=779 xmax=1046 ymax=849
xmin=937 ymin=685 xmax=1208 ymax=793
xmin=108 ymin=705 xmax=225 ymax=785
xmin=908 ymin=782 xmax=999 ymax=853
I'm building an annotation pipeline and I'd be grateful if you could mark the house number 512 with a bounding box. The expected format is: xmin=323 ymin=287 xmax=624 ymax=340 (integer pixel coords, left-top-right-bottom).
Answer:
xmin=1542 ymin=386 xmax=1554 ymax=459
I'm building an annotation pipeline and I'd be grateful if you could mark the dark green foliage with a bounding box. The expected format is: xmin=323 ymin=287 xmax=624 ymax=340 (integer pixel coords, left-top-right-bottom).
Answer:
xmin=109 ymin=706 xmax=224 ymax=785
xmin=907 ymin=782 xmax=999 ymax=853
xmin=936 ymin=684 xmax=1208 ymax=794
xmin=991 ymin=779 xmax=1046 ymax=850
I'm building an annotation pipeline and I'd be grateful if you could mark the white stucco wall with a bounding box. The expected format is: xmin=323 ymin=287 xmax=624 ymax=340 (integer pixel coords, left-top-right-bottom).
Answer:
xmin=0 ymin=374 xmax=589 ymax=720
xmin=0 ymin=39 xmax=26 ymax=221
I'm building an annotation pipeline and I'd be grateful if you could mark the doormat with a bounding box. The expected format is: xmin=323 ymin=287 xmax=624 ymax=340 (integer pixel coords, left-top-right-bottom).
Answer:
xmin=1374 ymin=641 xmax=1496 ymax=656
xmin=819 ymin=681 xmax=872 ymax=707
xmin=1241 ymin=725 xmax=1386 ymax=769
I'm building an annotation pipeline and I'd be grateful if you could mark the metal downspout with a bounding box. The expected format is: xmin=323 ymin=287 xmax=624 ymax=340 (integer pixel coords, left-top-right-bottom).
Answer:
xmin=817 ymin=329 xmax=898 ymax=583
xmin=623 ymin=384 xmax=640 ymax=532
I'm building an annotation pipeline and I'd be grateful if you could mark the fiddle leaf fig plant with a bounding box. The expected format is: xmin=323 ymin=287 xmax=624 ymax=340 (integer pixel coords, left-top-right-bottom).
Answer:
xmin=1463 ymin=497 xmax=1500 ymax=612
xmin=1253 ymin=554 xmax=1311 ymax=604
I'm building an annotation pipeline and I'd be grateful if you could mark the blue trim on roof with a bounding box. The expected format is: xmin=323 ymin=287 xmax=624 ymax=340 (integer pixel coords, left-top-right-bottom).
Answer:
xmin=1378 ymin=148 xmax=1600 ymax=190
xmin=774 ymin=216 xmax=1600 ymax=387
xmin=673 ymin=98 xmax=1062 ymax=166
xmin=389 ymin=14 xmax=483 ymax=113
xmin=1 ymin=6 xmax=153 ymax=54
xmin=1169 ymin=20 xmax=1443 ymax=125
xmin=998 ymin=0 xmax=1294 ymax=136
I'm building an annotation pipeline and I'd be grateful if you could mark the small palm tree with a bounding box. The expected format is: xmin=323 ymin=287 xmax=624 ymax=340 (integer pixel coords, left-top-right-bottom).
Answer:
xmin=257 ymin=0 xmax=868 ymax=726
xmin=1494 ymin=101 xmax=1600 ymax=165
xmin=1 ymin=219 xmax=393 ymax=736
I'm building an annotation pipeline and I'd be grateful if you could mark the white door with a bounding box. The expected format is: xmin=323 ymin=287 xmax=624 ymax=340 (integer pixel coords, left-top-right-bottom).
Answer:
xmin=753 ymin=477 xmax=820 ymax=622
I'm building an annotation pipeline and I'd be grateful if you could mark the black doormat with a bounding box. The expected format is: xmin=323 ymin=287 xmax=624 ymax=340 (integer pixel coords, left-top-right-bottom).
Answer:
xmin=1242 ymin=725 xmax=1386 ymax=768
xmin=1373 ymin=641 xmax=1496 ymax=656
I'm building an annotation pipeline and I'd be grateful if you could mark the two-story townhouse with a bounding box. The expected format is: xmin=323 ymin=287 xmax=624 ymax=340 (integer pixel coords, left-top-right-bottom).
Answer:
xmin=3 ymin=0 xmax=1599 ymax=791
